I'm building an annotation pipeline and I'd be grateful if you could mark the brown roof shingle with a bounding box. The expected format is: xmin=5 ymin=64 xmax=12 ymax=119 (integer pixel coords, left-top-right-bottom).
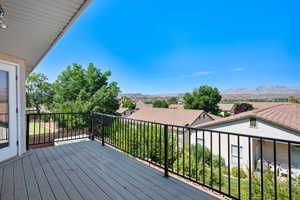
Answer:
xmin=128 ymin=108 xmax=205 ymax=126
xmin=195 ymin=104 xmax=300 ymax=133
xmin=218 ymin=104 xmax=235 ymax=112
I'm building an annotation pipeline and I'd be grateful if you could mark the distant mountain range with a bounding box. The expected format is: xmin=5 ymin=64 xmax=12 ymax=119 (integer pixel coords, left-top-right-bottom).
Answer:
xmin=221 ymin=85 xmax=300 ymax=99
xmin=119 ymin=85 xmax=300 ymax=100
xmin=222 ymin=85 xmax=300 ymax=95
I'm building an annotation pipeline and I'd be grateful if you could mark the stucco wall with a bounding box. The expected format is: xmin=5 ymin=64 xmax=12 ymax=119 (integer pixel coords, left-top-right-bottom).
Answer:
xmin=0 ymin=52 xmax=27 ymax=155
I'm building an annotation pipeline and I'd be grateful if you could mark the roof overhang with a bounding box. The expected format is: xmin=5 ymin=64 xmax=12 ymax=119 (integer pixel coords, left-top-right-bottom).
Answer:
xmin=0 ymin=0 xmax=92 ymax=74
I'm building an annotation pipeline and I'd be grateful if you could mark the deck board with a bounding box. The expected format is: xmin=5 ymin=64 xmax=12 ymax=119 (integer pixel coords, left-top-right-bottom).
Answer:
xmin=22 ymin=155 xmax=42 ymax=200
xmin=1 ymin=163 xmax=14 ymax=200
xmin=0 ymin=141 xmax=219 ymax=200
xmin=13 ymin=159 xmax=28 ymax=200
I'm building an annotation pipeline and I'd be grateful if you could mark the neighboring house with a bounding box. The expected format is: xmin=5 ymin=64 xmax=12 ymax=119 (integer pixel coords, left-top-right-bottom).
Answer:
xmin=218 ymin=103 xmax=236 ymax=114
xmin=129 ymin=107 xmax=221 ymax=148
xmin=0 ymin=0 xmax=91 ymax=162
xmin=116 ymin=107 xmax=135 ymax=117
xmin=136 ymin=101 xmax=153 ymax=109
xmin=192 ymin=104 xmax=300 ymax=172
xmin=129 ymin=107 xmax=218 ymax=127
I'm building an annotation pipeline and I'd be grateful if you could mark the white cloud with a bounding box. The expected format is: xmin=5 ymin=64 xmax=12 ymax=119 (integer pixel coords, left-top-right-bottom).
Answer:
xmin=233 ymin=67 xmax=246 ymax=71
xmin=193 ymin=71 xmax=215 ymax=76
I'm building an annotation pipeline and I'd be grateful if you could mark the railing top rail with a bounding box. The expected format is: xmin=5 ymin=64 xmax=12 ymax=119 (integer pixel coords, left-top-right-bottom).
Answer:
xmin=27 ymin=112 xmax=300 ymax=145
xmin=26 ymin=112 xmax=91 ymax=115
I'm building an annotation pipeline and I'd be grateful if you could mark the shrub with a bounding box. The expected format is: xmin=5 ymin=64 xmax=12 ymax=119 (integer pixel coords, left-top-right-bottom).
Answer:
xmin=231 ymin=167 xmax=247 ymax=179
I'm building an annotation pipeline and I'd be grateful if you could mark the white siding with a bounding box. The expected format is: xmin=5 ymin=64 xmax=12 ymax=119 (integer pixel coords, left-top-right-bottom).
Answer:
xmin=189 ymin=119 xmax=300 ymax=169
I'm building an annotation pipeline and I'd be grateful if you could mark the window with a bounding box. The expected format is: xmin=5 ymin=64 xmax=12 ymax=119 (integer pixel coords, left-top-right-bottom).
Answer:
xmin=250 ymin=118 xmax=257 ymax=128
xmin=231 ymin=145 xmax=243 ymax=165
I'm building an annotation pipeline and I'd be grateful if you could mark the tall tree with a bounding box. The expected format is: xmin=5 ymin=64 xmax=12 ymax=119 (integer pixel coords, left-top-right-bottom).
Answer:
xmin=26 ymin=73 xmax=53 ymax=113
xmin=153 ymin=100 xmax=169 ymax=108
xmin=167 ymin=97 xmax=178 ymax=105
xmin=53 ymin=63 xmax=120 ymax=114
xmin=121 ymin=97 xmax=136 ymax=109
xmin=183 ymin=85 xmax=222 ymax=114
xmin=288 ymin=96 xmax=300 ymax=104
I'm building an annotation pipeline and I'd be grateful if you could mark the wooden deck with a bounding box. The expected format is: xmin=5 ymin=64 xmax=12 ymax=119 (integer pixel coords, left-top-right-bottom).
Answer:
xmin=0 ymin=141 xmax=218 ymax=200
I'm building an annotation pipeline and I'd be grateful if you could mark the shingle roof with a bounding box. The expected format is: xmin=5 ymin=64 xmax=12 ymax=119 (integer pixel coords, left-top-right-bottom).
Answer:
xmin=128 ymin=108 xmax=205 ymax=126
xmin=241 ymin=102 xmax=291 ymax=110
xmin=218 ymin=104 xmax=235 ymax=112
xmin=169 ymin=104 xmax=184 ymax=109
xmin=136 ymin=101 xmax=153 ymax=109
xmin=116 ymin=108 xmax=131 ymax=114
xmin=195 ymin=104 xmax=300 ymax=133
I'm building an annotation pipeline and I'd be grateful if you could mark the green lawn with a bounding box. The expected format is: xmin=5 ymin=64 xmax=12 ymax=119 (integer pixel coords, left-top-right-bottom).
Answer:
xmin=28 ymin=121 xmax=50 ymax=136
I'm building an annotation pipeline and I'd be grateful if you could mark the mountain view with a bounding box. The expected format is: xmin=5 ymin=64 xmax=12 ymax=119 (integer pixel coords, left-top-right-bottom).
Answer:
xmin=119 ymin=85 xmax=300 ymax=101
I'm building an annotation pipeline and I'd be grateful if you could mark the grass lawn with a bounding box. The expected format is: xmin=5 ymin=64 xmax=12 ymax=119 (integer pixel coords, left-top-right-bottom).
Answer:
xmin=29 ymin=121 xmax=50 ymax=136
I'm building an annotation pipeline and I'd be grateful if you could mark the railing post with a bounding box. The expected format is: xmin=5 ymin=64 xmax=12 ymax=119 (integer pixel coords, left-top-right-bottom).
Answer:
xmin=26 ymin=114 xmax=30 ymax=150
xmin=102 ymin=116 xmax=105 ymax=146
xmin=164 ymin=124 xmax=169 ymax=177
xmin=90 ymin=113 xmax=95 ymax=141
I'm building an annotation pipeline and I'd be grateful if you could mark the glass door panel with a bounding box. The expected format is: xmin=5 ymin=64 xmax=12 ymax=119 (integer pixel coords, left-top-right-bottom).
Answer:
xmin=0 ymin=70 xmax=9 ymax=148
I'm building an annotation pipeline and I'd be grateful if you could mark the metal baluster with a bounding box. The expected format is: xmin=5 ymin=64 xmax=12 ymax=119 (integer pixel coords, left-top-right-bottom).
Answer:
xmin=164 ymin=125 xmax=169 ymax=177
xmin=196 ymin=129 xmax=198 ymax=182
xmin=203 ymin=130 xmax=205 ymax=184
xmin=147 ymin=122 xmax=150 ymax=161
xmin=183 ymin=127 xmax=185 ymax=176
xmin=210 ymin=131 xmax=213 ymax=187
xmin=228 ymin=134 xmax=231 ymax=196
xmin=189 ymin=128 xmax=191 ymax=179
xmin=38 ymin=114 xmax=41 ymax=144
xmin=172 ymin=126 xmax=174 ymax=171
xmin=249 ymin=137 xmax=252 ymax=200
xmin=33 ymin=115 xmax=36 ymax=144
xmin=219 ymin=133 xmax=221 ymax=191
xmin=177 ymin=127 xmax=179 ymax=173
xmin=144 ymin=121 xmax=146 ymax=158
xmin=160 ymin=125 xmax=162 ymax=166
xmin=273 ymin=140 xmax=277 ymax=200
xmin=260 ymin=138 xmax=263 ymax=200
xmin=238 ymin=135 xmax=241 ymax=199
xmin=288 ymin=142 xmax=292 ymax=200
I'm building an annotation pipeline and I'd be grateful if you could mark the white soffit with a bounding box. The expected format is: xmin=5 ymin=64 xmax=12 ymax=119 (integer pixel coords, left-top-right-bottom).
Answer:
xmin=0 ymin=0 xmax=91 ymax=73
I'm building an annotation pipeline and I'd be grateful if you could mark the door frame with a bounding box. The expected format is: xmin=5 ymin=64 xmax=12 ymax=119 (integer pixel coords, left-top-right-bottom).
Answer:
xmin=0 ymin=59 xmax=21 ymax=162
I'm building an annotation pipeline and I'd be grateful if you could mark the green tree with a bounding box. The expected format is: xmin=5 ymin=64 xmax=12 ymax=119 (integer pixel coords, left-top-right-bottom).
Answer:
xmin=53 ymin=63 xmax=120 ymax=114
xmin=153 ymin=100 xmax=169 ymax=108
xmin=183 ymin=85 xmax=222 ymax=115
xmin=167 ymin=97 xmax=178 ymax=105
xmin=288 ymin=96 xmax=300 ymax=104
xmin=121 ymin=97 xmax=136 ymax=109
xmin=26 ymin=73 xmax=54 ymax=113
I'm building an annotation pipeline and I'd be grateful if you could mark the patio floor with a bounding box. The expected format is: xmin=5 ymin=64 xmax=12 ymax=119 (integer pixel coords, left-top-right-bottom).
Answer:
xmin=0 ymin=141 xmax=218 ymax=200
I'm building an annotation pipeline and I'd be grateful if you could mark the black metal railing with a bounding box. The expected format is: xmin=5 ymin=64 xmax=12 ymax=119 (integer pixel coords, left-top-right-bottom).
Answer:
xmin=26 ymin=113 xmax=93 ymax=149
xmin=91 ymin=113 xmax=300 ymax=200
xmin=27 ymin=112 xmax=300 ymax=200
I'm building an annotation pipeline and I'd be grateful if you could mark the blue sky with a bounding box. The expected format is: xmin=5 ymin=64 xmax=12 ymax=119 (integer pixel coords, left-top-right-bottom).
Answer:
xmin=34 ymin=0 xmax=300 ymax=94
